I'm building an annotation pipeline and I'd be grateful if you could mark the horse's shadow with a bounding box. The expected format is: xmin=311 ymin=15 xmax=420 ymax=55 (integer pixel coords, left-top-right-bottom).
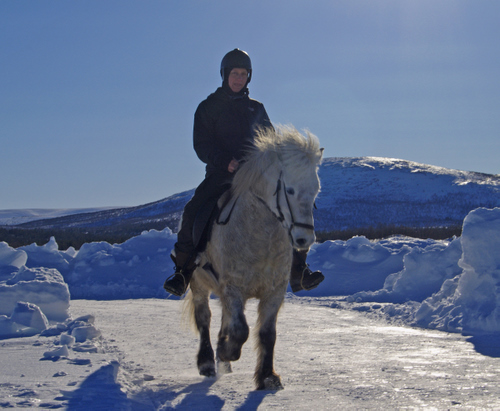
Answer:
xmin=156 ymin=378 xmax=275 ymax=410
xmin=158 ymin=378 xmax=224 ymax=410
xmin=235 ymin=390 xmax=276 ymax=411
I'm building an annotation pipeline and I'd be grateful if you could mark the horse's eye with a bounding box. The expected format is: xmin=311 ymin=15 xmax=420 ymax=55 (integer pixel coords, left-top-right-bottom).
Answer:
xmin=286 ymin=187 xmax=295 ymax=195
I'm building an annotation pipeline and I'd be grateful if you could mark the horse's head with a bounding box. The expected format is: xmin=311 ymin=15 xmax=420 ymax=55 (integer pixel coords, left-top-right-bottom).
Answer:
xmin=236 ymin=126 xmax=323 ymax=251
xmin=276 ymin=131 xmax=322 ymax=250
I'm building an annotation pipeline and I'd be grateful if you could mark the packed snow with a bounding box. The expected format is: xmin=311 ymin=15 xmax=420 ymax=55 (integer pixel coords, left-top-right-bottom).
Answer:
xmin=1 ymin=207 xmax=499 ymax=409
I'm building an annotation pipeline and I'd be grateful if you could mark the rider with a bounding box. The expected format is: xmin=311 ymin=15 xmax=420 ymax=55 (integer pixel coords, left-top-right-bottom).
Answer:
xmin=163 ymin=48 xmax=324 ymax=297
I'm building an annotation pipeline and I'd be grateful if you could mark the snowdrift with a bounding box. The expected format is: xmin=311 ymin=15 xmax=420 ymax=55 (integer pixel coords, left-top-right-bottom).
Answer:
xmin=1 ymin=207 xmax=499 ymax=339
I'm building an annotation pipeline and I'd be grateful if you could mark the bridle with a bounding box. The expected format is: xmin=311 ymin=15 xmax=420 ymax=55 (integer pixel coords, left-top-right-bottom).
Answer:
xmin=253 ymin=172 xmax=315 ymax=241
xmin=219 ymin=171 xmax=316 ymax=246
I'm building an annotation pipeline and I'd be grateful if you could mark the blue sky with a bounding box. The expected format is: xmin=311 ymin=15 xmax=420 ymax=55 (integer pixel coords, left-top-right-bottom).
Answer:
xmin=1 ymin=0 xmax=499 ymax=209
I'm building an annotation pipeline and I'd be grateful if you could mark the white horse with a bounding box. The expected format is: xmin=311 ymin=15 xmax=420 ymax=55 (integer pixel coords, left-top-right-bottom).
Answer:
xmin=185 ymin=126 xmax=323 ymax=390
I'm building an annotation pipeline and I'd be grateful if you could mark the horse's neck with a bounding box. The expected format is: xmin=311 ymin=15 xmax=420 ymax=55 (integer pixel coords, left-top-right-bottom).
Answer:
xmin=236 ymin=191 xmax=285 ymax=233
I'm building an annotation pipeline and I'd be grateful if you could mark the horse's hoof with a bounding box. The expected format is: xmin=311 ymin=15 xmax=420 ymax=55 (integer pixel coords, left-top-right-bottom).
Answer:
xmin=199 ymin=362 xmax=216 ymax=378
xmin=217 ymin=344 xmax=243 ymax=362
xmin=216 ymin=359 xmax=232 ymax=375
xmin=257 ymin=374 xmax=283 ymax=391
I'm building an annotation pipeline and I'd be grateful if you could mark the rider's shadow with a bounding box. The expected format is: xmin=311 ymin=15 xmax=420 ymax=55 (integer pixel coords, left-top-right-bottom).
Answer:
xmin=467 ymin=333 xmax=500 ymax=358
xmin=160 ymin=378 xmax=224 ymax=410
xmin=63 ymin=361 xmax=128 ymax=410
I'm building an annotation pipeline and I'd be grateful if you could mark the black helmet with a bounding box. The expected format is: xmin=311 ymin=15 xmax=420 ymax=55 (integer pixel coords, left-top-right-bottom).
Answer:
xmin=220 ymin=48 xmax=252 ymax=84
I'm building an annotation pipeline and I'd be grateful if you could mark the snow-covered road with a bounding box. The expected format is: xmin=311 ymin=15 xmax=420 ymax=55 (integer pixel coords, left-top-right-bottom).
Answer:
xmin=2 ymin=208 xmax=500 ymax=408
xmin=53 ymin=298 xmax=500 ymax=410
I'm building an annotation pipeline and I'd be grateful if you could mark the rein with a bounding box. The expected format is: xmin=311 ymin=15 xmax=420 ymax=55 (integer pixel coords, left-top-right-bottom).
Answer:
xmin=216 ymin=194 xmax=238 ymax=225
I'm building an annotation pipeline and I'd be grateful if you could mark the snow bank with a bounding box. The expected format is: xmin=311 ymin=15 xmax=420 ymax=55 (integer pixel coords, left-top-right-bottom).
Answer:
xmin=0 ymin=265 xmax=70 ymax=322
xmin=348 ymin=237 xmax=463 ymax=303
xmin=305 ymin=236 xmax=411 ymax=296
xmin=0 ymin=228 xmax=176 ymax=338
xmin=458 ymin=207 xmax=500 ymax=333
xmin=1 ymin=208 xmax=500 ymax=339
xmin=0 ymin=241 xmax=27 ymax=278
xmin=67 ymin=228 xmax=176 ymax=299
xmin=0 ymin=301 xmax=49 ymax=339
xmin=415 ymin=207 xmax=500 ymax=334
xmin=21 ymin=236 xmax=73 ymax=274
xmin=19 ymin=228 xmax=176 ymax=300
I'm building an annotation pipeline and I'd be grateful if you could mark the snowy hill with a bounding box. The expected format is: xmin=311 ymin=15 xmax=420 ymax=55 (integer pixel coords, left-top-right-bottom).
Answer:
xmin=2 ymin=157 xmax=499 ymax=233
xmin=315 ymin=157 xmax=500 ymax=231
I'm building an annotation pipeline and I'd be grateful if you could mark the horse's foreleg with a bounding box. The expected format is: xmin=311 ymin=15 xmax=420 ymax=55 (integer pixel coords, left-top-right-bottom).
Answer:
xmin=254 ymin=297 xmax=284 ymax=390
xmin=192 ymin=292 xmax=215 ymax=377
xmin=216 ymin=294 xmax=249 ymax=364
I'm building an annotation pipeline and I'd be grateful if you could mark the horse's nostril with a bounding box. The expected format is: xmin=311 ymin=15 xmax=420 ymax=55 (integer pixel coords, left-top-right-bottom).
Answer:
xmin=296 ymin=238 xmax=307 ymax=247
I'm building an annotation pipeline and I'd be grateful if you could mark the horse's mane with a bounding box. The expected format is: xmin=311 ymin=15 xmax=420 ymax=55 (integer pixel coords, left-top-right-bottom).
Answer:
xmin=232 ymin=125 xmax=322 ymax=197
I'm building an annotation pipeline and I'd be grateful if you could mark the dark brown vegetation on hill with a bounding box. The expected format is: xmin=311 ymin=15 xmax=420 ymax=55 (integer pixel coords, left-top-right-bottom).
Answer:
xmin=1 ymin=223 xmax=461 ymax=250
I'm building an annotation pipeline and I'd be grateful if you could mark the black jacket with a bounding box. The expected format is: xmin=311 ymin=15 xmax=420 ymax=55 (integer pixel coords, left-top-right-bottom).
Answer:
xmin=193 ymin=87 xmax=272 ymax=175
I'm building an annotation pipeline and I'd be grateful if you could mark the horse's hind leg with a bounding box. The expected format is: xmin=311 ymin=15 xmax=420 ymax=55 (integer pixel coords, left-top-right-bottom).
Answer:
xmin=254 ymin=296 xmax=285 ymax=390
xmin=191 ymin=286 xmax=216 ymax=377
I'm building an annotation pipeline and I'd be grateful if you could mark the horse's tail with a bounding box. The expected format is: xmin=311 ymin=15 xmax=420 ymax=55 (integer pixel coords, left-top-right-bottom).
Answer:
xmin=181 ymin=290 xmax=198 ymax=334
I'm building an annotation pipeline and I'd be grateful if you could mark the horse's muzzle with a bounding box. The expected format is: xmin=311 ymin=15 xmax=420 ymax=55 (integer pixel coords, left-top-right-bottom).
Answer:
xmin=291 ymin=226 xmax=316 ymax=250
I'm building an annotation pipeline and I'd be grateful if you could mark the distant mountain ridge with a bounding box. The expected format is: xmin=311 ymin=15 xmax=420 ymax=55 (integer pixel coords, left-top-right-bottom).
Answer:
xmin=9 ymin=190 xmax=195 ymax=232
xmin=2 ymin=157 xmax=499 ymax=234
xmin=0 ymin=207 xmax=118 ymax=226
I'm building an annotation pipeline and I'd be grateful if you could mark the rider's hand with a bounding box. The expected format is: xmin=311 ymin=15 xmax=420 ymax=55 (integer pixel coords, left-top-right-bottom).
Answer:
xmin=228 ymin=159 xmax=239 ymax=173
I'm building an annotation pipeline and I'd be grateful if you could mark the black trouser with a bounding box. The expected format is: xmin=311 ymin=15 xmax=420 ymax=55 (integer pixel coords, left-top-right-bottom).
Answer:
xmin=175 ymin=171 xmax=233 ymax=256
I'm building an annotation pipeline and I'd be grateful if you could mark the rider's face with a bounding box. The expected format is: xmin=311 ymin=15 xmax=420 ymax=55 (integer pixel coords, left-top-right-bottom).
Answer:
xmin=228 ymin=68 xmax=248 ymax=93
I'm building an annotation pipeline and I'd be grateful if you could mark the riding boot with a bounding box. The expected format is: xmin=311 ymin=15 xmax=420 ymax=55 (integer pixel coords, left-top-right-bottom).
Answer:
xmin=163 ymin=250 xmax=197 ymax=297
xmin=289 ymin=249 xmax=325 ymax=293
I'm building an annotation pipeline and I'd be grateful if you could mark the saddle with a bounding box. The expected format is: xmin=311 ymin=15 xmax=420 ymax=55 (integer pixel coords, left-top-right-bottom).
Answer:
xmin=192 ymin=190 xmax=238 ymax=252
